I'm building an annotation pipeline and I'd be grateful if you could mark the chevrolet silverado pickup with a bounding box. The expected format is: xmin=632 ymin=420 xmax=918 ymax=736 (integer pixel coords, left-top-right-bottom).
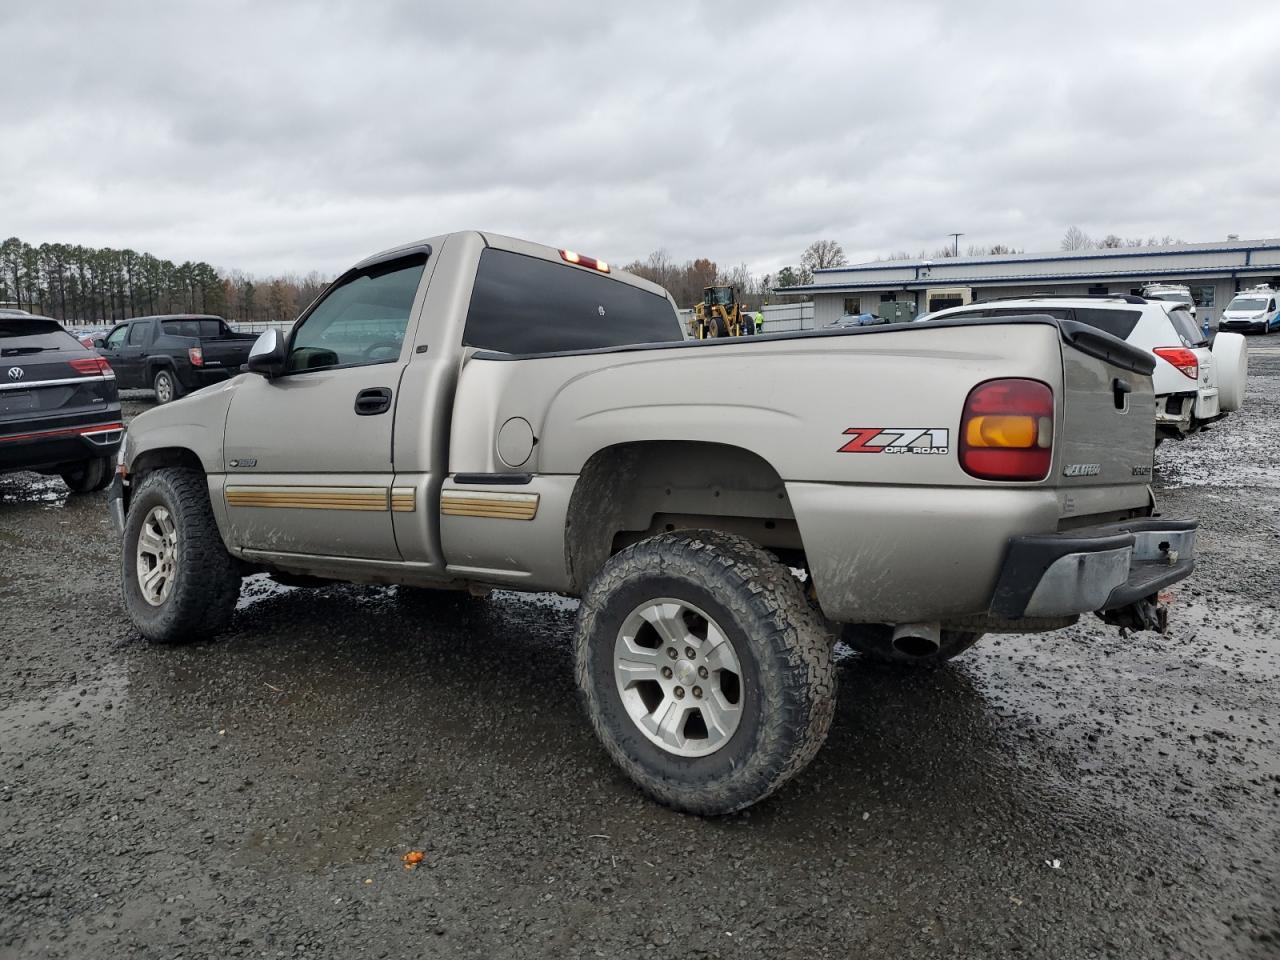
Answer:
xmin=108 ymin=231 xmax=1197 ymax=815
xmin=95 ymin=314 xmax=256 ymax=404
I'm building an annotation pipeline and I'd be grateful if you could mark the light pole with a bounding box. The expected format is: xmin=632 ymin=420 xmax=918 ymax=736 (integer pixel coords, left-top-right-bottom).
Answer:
xmin=948 ymin=233 xmax=964 ymax=256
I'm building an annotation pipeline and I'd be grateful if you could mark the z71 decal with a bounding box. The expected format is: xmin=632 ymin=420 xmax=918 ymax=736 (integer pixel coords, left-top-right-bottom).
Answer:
xmin=838 ymin=427 xmax=950 ymax=455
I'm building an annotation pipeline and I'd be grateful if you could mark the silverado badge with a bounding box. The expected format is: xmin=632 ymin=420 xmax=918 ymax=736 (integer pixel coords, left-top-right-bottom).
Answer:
xmin=1063 ymin=463 xmax=1101 ymax=477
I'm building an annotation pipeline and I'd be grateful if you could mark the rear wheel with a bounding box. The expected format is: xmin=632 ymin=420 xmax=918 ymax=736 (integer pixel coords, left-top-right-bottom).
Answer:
xmin=122 ymin=467 xmax=241 ymax=643
xmin=152 ymin=368 xmax=182 ymax=405
xmin=59 ymin=456 xmax=113 ymax=494
xmin=575 ymin=530 xmax=836 ymax=816
xmin=841 ymin=623 xmax=983 ymax=667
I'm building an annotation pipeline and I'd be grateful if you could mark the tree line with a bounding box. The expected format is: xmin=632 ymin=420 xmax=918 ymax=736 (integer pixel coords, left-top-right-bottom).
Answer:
xmin=624 ymin=240 xmax=848 ymax=306
xmin=1060 ymin=226 xmax=1185 ymax=251
xmin=0 ymin=237 xmax=330 ymax=326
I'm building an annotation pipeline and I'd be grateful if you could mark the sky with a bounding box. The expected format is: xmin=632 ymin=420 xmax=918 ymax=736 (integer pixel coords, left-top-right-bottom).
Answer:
xmin=3 ymin=0 xmax=1279 ymax=279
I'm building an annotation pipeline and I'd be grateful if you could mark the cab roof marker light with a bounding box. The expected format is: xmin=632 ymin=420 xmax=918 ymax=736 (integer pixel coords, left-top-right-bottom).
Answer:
xmin=559 ymin=249 xmax=610 ymax=273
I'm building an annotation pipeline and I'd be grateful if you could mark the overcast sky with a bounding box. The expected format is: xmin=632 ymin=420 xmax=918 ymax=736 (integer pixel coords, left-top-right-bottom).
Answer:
xmin=3 ymin=0 xmax=1278 ymax=278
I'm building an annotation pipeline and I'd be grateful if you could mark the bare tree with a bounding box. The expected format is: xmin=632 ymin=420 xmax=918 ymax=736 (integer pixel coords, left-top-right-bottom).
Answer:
xmin=1061 ymin=226 xmax=1094 ymax=251
xmin=800 ymin=239 xmax=847 ymax=272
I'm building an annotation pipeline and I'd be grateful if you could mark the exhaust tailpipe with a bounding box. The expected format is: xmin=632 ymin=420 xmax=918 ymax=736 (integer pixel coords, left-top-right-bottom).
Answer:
xmin=891 ymin=622 xmax=942 ymax=657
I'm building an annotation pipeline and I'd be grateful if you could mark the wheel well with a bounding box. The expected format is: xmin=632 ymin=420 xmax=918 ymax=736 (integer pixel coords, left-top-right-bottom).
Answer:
xmin=131 ymin=446 xmax=204 ymax=481
xmin=564 ymin=441 xmax=802 ymax=591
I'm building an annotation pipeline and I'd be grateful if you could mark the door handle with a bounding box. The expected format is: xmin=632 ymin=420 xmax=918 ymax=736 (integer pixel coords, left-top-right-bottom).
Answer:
xmin=1112 ymin=377 xmax=1131 ymax=410
xmin=354 ymin=387 xmax=393 ymax=416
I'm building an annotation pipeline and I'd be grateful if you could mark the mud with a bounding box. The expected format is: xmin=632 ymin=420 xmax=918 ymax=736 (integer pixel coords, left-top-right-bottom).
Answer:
xmin=2 ymin=358 xmax=1278 ymax=958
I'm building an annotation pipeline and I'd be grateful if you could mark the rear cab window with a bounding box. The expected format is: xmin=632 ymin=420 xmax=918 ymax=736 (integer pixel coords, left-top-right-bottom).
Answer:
xmin=1 ymin=317 xmax=83 ymax=357
xmin=162 ymin=319 xmax=228 ymax=338
xmin=463 ymin=249 xmax=682 ymax=355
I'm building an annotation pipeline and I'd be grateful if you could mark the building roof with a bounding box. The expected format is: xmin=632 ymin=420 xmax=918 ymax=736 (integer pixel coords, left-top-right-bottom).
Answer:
xmin=776 ymin=236 xmax=1280 ymax=295
xmin=811 ymin=237 xmax=1280 ymax=274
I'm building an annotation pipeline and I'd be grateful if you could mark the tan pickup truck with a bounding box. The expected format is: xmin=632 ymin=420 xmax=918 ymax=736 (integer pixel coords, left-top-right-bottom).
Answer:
xmin=109 ymin=231 xmax=1197 ymax=815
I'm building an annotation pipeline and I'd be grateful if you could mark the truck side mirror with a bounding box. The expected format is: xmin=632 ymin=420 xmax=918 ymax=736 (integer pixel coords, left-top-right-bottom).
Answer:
xmin=92 ymin=338 xmax=106 ymax=348
xmin=246 ymin=328 xmax=287 ymax=378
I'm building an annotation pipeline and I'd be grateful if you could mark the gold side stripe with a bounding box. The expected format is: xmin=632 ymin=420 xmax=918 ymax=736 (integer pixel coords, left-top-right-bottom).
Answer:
xmin=391 ymin=487 xmax=417 ymax=513
xmin=441 ymin=506 xmax=539 ymax=519
xmin=226 ymin=486 xmax=390 ymax=512
xmin=441 ymin=491 xmax=539 ymax=521
xmin=229 ymin=501 xmax=388 ymax=512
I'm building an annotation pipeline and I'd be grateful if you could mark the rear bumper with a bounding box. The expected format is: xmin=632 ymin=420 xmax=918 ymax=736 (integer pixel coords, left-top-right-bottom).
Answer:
xmin=0 ymin=420 xmax=124 ymax=472
xmin=1156 ymin=390 xmax=1220 ymax=431
xmin=990 ymin=518 xmax=1196 ymax=619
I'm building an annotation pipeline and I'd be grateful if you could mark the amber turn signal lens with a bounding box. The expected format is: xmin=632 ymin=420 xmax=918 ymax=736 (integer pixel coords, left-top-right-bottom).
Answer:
xmin=964 ymin=414 xmax=1038 ymax=448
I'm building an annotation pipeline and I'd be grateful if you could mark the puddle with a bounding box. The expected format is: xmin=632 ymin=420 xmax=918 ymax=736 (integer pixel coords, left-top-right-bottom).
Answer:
xmin=0 ymin=472 xmax=70 ymax=506
xmin=0 ymin=662 xmax=129 ymax=759
xmin=235 ymin=571 xmax=298 ymax=610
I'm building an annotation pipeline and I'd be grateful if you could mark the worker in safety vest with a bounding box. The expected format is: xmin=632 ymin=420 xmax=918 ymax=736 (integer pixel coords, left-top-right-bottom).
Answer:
xmin=754 ymin=311 xmax=765 ymax=335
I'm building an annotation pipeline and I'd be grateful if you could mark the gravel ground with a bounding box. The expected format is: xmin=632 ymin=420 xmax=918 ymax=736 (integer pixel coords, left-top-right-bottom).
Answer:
xmin=2 ymin=349 xmax=1279 ymax=959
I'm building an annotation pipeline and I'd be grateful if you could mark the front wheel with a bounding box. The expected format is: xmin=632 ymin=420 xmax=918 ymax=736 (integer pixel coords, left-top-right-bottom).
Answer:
xmin=122 ymin=467 xmax=241 ymax=643
xmin=60 ymin=456 xmax=113 ymax=493
xmin=575 ymin=530 xmax=836 ymax=816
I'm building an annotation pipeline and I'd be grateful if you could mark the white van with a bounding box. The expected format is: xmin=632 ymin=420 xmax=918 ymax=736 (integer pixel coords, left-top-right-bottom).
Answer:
xmin=1220 ymin=285 xmax=1280 ymax=334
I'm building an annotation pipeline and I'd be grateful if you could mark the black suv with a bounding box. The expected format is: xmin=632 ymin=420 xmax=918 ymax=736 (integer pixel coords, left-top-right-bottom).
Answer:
xmin=1 ymin=314 xmax=123 ymax=492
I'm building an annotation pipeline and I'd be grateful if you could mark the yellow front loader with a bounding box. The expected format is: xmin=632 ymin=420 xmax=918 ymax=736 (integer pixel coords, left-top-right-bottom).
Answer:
xmin=691 ymin=285 xmax=750 ymax=338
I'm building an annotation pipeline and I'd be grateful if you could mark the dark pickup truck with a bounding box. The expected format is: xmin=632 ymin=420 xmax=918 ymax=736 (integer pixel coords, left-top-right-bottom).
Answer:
xmin=94 ymin=315 xmax=257 ymax=404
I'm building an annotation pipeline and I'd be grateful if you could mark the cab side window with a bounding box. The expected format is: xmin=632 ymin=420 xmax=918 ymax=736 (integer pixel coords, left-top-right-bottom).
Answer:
xmin=104 ymin=326 xmax=128 ymax=349
xmin=286 ymin=254 xmax=426 ymax=373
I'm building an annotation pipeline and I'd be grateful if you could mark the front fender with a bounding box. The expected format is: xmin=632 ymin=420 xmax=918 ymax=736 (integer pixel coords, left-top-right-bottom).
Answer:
xmin=124 ymin=375 xmax=242 ymax=474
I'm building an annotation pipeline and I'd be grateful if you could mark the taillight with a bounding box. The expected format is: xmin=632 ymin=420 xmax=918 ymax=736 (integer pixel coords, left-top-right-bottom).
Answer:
xmin=188 ymin=347 xmax=204 ymax=366
xmin=560 ymin=249 xmax=610 ymax=273
xmin=1153 ymin=346 xmax=1198 ymax=380
xmin=69 ymin=356 xmax=113 ymax=377
xmin=960 ymin=378 xmax=1054 ymax=481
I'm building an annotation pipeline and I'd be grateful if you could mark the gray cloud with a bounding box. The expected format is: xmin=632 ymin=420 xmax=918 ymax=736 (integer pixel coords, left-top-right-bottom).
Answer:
xmin=2 ymin=0 xmax=1278 ymax=278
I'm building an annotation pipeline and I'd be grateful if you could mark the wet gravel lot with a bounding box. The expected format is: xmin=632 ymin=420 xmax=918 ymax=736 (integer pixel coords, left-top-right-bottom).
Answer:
xmin=3 ymin=347 xmax=1279 ymax=959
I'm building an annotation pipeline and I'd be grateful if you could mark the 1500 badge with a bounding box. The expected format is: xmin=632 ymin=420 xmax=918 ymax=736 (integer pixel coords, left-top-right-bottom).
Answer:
xmin=838 ymin=427 xmax=949 ymax=455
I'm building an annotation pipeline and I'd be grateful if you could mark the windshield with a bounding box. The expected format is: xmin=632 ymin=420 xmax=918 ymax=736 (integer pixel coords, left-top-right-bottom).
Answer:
xmin=704 ymin=287 xmax=734 ymax=307
xmin=1227 ymin=297 xmax=1268 ymax=312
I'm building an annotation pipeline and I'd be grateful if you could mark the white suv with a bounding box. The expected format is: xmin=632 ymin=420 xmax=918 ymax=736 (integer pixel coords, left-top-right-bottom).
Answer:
xmin=924 ymin=295 xmax=1248 ymax=439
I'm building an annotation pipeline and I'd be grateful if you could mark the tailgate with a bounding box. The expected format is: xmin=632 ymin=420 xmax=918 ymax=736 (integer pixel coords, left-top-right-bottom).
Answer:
xmin=198 ymin=339 xmax=254 ymax=368
xmin=1054 ymin=321 xmax=1156 ymax=513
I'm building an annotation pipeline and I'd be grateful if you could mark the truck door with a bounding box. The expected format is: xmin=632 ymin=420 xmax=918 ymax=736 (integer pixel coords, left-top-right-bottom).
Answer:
xmin=98 ymin=324 xmax=132 ymax=385
xmin=120 ymin=321 xmax=151 ymax=387
xmin=221 ymin=252 xmax=430 ymax=561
